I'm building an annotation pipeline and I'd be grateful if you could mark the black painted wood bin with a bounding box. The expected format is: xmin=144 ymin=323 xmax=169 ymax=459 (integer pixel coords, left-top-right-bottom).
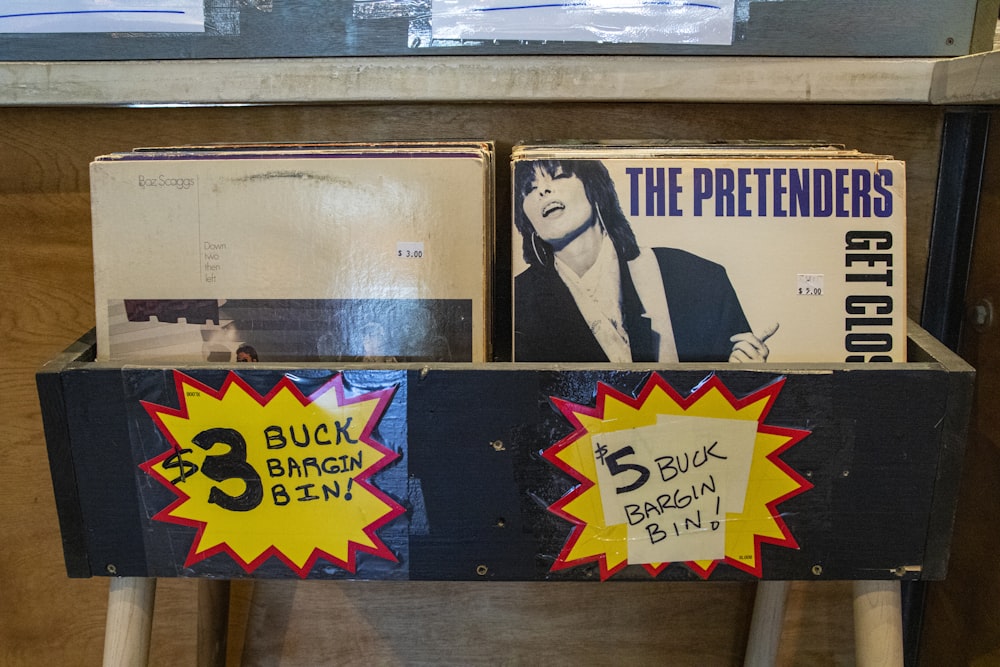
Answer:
xmin=36 ymin=323 xmax=973 ymax=584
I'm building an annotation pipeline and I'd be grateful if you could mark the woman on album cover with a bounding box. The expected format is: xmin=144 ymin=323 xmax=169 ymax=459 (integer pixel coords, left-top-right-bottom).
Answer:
xmin=513 ymin=158 xmax=775 ymax=363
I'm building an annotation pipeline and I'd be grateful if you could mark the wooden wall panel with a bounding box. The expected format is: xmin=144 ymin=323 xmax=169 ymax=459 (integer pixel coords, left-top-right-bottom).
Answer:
xmin=231 ymin=580 xmax=854 ymax=666
xmin=0 ymin=102 xmax=945 ymax=665
xmin=1 ymin=189 xmax=106 ymax=665
xmin=239 ymin=581 xmax=757 ymax=665
xmin=921 ymin=109 xmax=1000 ymax=666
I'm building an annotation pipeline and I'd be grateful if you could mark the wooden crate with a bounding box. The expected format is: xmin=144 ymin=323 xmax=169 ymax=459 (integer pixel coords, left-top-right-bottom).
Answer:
xmin=36 ymin=322 xmax=973 ymax=583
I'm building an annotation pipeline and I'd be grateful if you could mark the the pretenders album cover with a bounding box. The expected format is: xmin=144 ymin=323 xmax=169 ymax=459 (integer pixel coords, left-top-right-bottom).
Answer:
xmin=511 ymin=143 xmax=905 ymax=364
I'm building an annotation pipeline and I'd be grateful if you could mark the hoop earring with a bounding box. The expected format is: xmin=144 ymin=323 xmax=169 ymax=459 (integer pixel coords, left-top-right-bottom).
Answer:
xmin=530 ymin=231 xmax=546 ymax=266
xmin=594 ymin=201 xmax=606 ymax=231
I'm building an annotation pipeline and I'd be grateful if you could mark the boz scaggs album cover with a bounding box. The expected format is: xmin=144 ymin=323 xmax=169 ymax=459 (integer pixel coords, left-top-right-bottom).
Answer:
xmin=91 ymin=143 xmax=493 ymax=363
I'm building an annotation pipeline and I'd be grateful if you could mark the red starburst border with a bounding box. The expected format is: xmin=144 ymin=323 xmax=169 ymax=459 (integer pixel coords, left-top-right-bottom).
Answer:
xmin=139 ymin=370 xmax=404 ymax=578
xmin=542 ymin=373 xmax=812 ymax=581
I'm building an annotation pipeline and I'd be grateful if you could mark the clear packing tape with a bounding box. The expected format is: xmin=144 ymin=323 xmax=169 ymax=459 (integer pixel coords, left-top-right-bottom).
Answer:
xmin=353 ymin=0 xmax=765 ymax=47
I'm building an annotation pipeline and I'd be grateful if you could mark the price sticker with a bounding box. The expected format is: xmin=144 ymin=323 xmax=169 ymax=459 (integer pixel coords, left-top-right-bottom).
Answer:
xmin=397 ymin=242 xmax=425 ymax=259
xmin=797 ymin=273 xmax=824 ymax=296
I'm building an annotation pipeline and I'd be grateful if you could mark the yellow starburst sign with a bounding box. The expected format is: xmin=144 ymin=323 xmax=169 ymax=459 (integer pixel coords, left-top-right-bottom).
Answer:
xmin=543 ymin=373 xmax=811 ymax=580
xmin=140 ymin=371 xmax=404 ymax=577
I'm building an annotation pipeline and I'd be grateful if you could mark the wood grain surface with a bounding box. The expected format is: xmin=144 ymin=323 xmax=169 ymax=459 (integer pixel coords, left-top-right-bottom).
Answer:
xmin=920 ymin=110 xmax=1000 ymax=666
xmin=0 ymin=101 xmax=949 ymax=664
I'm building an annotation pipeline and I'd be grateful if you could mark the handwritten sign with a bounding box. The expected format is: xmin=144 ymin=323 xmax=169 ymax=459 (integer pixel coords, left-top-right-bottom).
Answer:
xmin=430 ymin=0 xmax=736 ymax=45
xmin=140 ymin=371 xmax=403 ymax=577
xmin=0 ymin=1 xmax=204 ymax=33
xmin=592 ymin=416 xmax=757 ymax=564
xmin=544 ymin=374 xmax=811 ymax=580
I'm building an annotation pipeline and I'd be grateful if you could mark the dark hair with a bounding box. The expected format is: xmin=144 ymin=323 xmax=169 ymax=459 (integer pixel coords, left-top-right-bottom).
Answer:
xmin=513 ymin=159 xmax=639 ymax=267
xmin=236 ymin=344 xmax=258 ymax=362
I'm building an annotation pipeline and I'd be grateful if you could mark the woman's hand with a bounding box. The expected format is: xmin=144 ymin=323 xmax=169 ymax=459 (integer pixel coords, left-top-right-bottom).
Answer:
xmin=729 ymin=323 xmax=779 ymax=362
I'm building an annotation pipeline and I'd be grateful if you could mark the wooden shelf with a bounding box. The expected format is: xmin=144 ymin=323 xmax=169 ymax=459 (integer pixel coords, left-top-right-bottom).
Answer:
xmin=4 ymin=51 xmax=999 ymax=107
xmin=4 ymin=53 xmax=998 ymax=107
xmin=931 ymin=49 xmax=1000 ymax=104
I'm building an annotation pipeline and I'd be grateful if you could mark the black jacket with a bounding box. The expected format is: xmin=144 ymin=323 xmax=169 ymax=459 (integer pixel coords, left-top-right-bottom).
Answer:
xmin=513 ymin=247 xmax=750 ymax=362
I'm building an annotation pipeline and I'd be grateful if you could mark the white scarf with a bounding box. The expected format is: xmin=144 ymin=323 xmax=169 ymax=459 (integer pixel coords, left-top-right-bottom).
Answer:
xmin=555 ymin=240 xmax=680 ymax=363
xmin=554 ymin=233 xmax=632 ymax=362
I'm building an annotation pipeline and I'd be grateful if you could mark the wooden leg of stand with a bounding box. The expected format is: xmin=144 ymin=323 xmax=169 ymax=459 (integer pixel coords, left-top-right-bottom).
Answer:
xmin=198 ymin=580 xmax=231 ymax=667
xmin=103 ymin=577 xmax=156 ymax=667
xmin=743 ymin=580 xmax=790 ymax=667
xmin=853 ymin=580 xmax=904 ymax=667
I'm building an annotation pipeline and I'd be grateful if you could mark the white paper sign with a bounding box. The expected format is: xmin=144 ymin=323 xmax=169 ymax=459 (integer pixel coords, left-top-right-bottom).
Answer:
xmin=431 ymin=0 xmax=736 ymax=45
xmin=591 ymin=415 xmax=757 ymax=564
xmin=0 ymin=1 xmax=204 ymax=33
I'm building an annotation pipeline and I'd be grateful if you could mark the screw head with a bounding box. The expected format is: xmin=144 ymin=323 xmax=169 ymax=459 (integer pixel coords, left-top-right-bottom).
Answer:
xmin=971 ymin=299 xmax=994 ymax=332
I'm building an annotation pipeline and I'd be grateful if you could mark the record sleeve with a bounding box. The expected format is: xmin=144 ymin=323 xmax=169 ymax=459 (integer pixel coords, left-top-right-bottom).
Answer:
xmin=91 ymin=144 xmax=493 ymax=363
xmin=511 ymin=144 xmax=906 ymax=364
